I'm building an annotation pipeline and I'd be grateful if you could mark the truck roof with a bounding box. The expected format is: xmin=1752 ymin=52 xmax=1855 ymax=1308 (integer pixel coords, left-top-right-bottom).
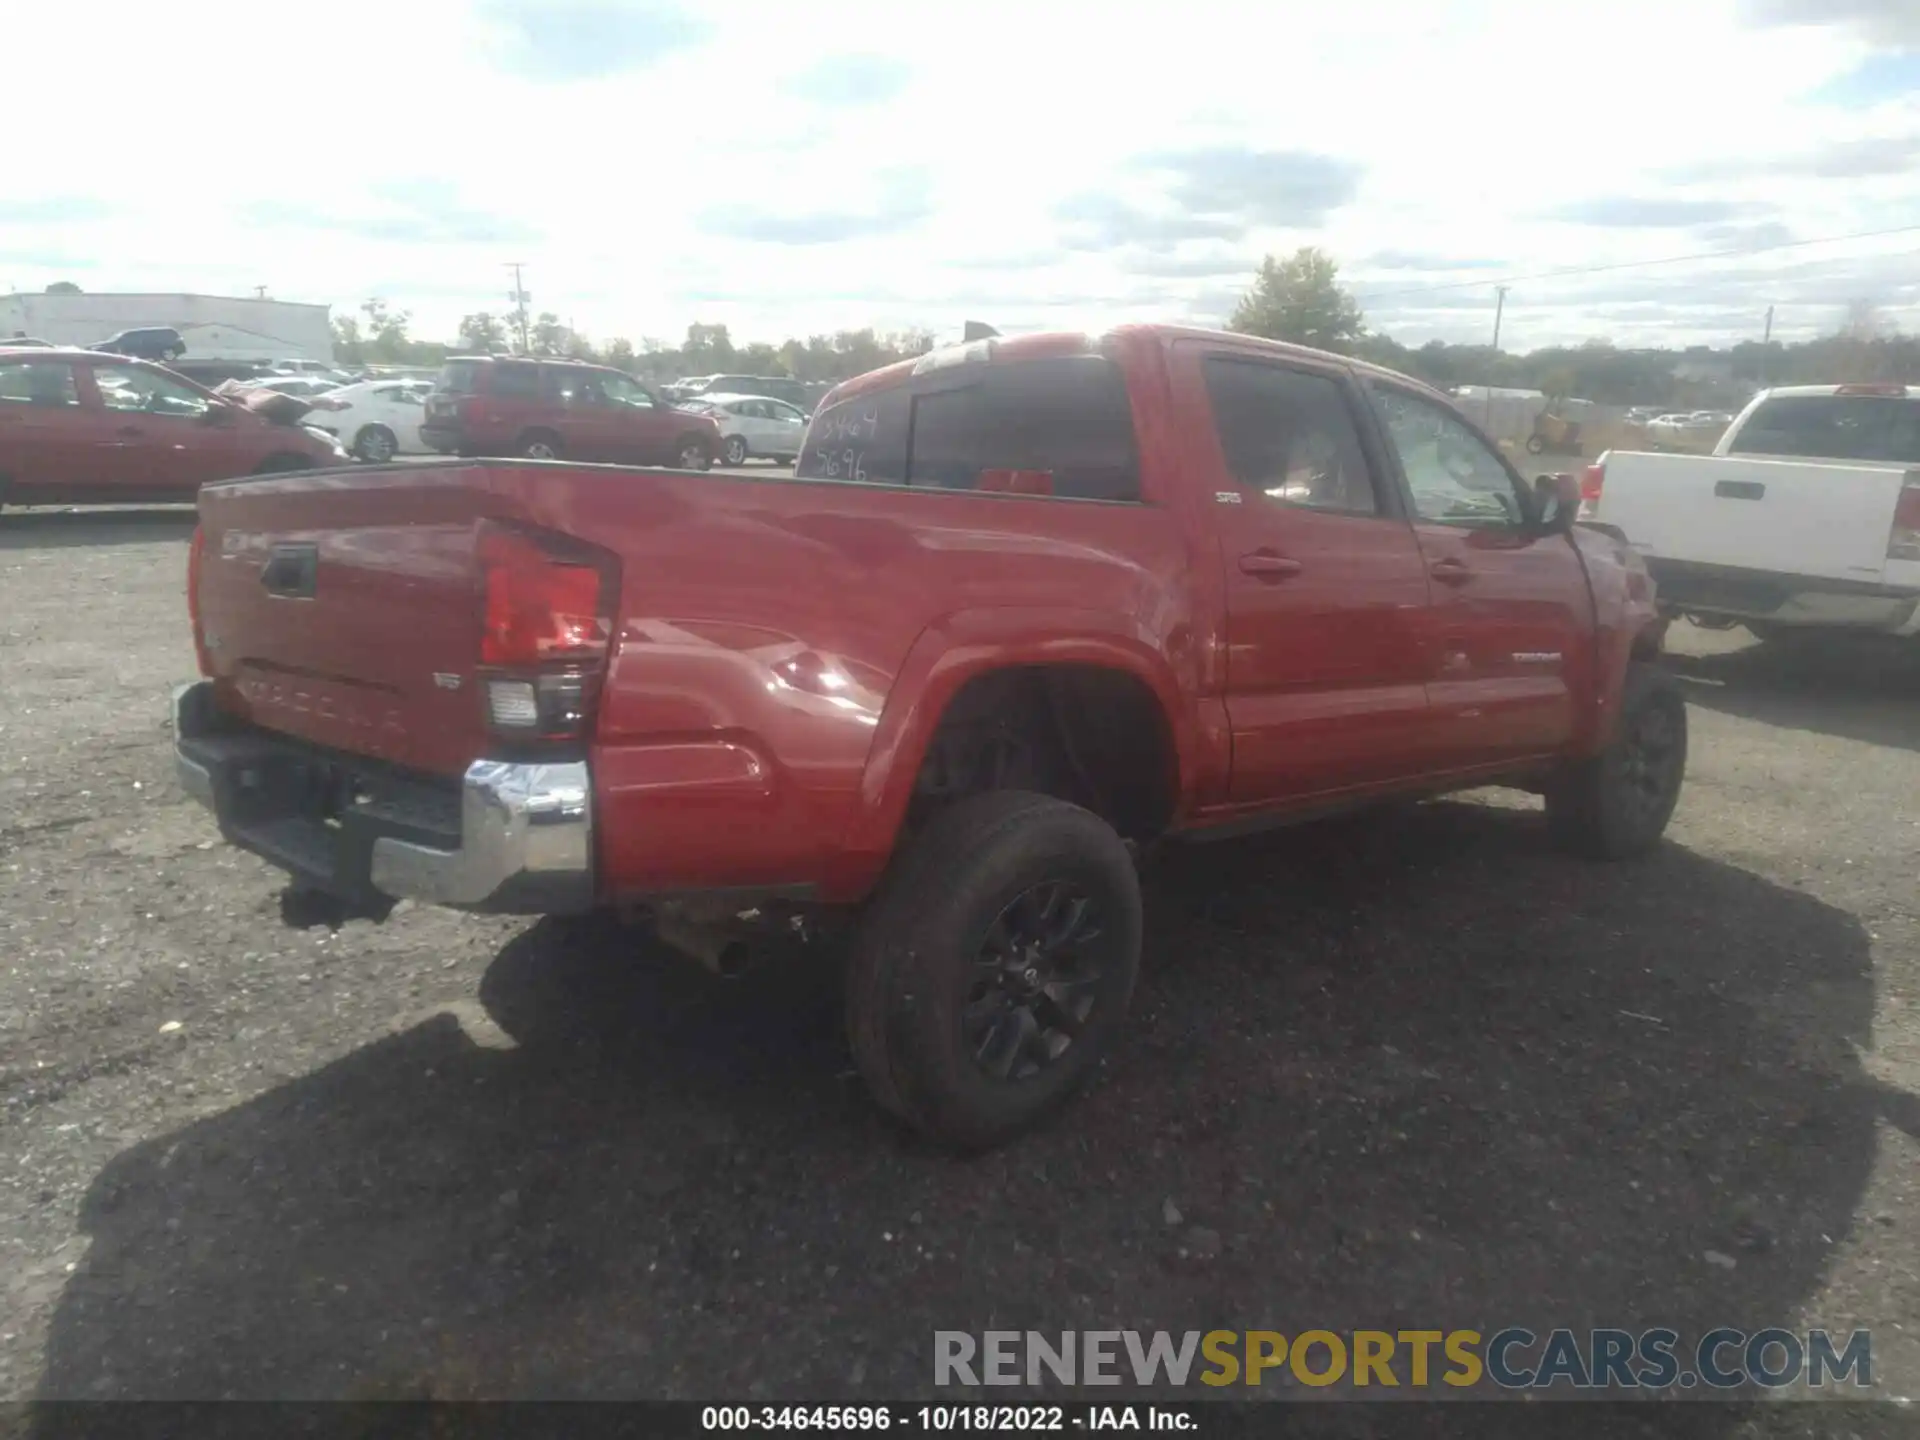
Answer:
xmin=819 ymin=324 xmax=1457 ymax=410
xmin=1752 ymin=383 xmax=1920 ymax=400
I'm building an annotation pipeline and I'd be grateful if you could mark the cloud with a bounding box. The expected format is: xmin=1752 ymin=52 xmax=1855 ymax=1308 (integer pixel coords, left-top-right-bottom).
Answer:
xmin=476 ymin=0 xmax=713 ymax=80
xmin=698 ymin=170 xmax=933 ymax=246
xmin=1809 ymin=51 xmax=1920 ymax=104
xmin=1668 ymin=134 xmax=1920 ymax=181
xmin=246 ymin=182 xmax=539 ymax=246
xmin=1359 ymin=251 xmax=1510 ymax=272
xmin=1053 ymin=194 xmax=1246 ymax=251
xmin=1137 ymin=147 xmax=1363 ymax=225
xmin=1739 ymin=0 xmax=1920 ymax=45
xmin=783 ymin=53 xmax=911 ymax=107
xmin=1545 ymin=197 xmax=1771 ymax=227
xmin=1119 ymin=248 xmax=1263 ymax=280
xmin=1697 ymin=220 xmax=1800 ymax=249
xmin=0 ymin=197 xmax=112 ymax=224
xmin=1052 ymin=146 xmax=1359 ymax=255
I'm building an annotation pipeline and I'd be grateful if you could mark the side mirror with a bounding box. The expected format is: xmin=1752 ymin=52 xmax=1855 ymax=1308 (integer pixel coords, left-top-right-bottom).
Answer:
xmin=200 ymin=402 xmax=236 ymax=426
xmin=1534 ymin=472 xmax=1581 ymax=534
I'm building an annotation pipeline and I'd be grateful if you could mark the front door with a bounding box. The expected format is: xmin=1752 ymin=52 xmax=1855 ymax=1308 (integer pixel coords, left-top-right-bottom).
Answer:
xmin=763 ymin=398 xmax=809 ymax=457
xmin=593 ymin=371 xmax=676 ymax=463
xmin=1368 ymin=383 xmax=1593 ymax=770
xmin=1184 ymin=346 xmax=1437 ymax=804
xmin=84 ymin=361 xmax=244 ymax=492
xmin=0 ymin=358 xmax=93 ymax=492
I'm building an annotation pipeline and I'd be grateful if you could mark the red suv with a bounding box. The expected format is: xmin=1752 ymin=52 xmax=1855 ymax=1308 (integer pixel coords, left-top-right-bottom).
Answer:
xmin=419 ymin=356 xmax=722 ymax=469
xmin=0 ymin=348 xmax=346 ymax=508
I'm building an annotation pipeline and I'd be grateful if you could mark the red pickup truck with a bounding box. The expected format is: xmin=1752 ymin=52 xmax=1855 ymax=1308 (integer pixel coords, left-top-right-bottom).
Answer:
xmin=173 ymin=325 xmax=1683 ymax=1149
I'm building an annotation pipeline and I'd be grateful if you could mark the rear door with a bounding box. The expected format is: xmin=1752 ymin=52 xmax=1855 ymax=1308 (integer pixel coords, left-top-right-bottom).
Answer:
xmin=1181 ymin=345 xmax=1437 ymax=803
xmin=1369 ymin=383 xmax=1591 ymax=769
xmin=0 ymin=357 xmax=93 ymax=491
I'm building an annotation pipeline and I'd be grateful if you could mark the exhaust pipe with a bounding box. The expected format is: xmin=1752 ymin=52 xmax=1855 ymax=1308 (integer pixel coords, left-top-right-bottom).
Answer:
xmin=653 ymin=914 xmax=752 ymax=978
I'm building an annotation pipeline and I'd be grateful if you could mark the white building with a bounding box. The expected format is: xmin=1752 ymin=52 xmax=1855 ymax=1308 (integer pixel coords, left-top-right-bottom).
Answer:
xmin=0 ymin=292 xmax=334 ymax=363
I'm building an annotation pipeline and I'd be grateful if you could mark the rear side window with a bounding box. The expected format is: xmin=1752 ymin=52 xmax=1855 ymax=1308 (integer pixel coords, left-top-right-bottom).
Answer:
xmin=437 ymin=361 xmax=481 ymax=394
xmin=798 ymin=389 xmax=910 ymax=484
xmin=0 ymin=360 xmax=79 ymax=406
xmin=491 ymin=362 xmax=541 ymax=399
xmin=1726 ymin=395 xmax=1920 ymax=463
xmin=1203 ymin=358 xmax=1379 ymax=515
xmin=906 ymin=356 xmax=1139 ymax=501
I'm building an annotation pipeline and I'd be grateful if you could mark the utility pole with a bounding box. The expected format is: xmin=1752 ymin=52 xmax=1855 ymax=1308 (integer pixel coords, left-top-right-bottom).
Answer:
xmin=505 ymin=262 xmax=531 ymax=354
xmin=1486 ymin=284 xmax=1510 ymax=428
xmin=254 ymin=285 xmax=268 ymax=299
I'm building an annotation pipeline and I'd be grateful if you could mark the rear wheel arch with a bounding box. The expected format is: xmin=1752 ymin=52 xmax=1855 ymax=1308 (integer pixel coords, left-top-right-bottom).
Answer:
xmin=854 ymin=635 xmax=1188 ymax=876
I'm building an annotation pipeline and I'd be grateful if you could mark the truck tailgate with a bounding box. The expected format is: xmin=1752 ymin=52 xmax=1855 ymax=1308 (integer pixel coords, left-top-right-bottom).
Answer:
xmin=195 ymin=463 xmax=525 ymax=776
xmin=1592 ymin=451 xmax=1907 ymax=584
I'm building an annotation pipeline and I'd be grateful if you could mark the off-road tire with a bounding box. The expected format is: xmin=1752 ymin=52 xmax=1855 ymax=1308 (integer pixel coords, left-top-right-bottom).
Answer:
xmin=845 ymin=790 xmax=1142 ymax=1151
xmin=1545 ymin=661 xmax=1688 ymax=859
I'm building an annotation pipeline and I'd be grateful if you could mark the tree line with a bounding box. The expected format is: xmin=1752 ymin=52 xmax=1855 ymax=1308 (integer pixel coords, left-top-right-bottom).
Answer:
xmin=1229 ymin=247 xmax=1917 ymax=408
xmin=325 ymin=247 xmax=1917 ymax=405
xmin=329 ymin=301 xmax=936 ymax=384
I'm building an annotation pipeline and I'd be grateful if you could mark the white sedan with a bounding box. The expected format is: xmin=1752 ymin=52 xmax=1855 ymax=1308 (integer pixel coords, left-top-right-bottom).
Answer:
xmin=300 ymin=379 xmax=435 ymax=462
xmin=691 ymin=392 xmax=810 ymax=466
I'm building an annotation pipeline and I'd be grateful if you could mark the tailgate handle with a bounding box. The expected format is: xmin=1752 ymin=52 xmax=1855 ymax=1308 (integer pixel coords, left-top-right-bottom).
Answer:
xmin=261 ymin=543 xmax=319 ymax=599
xmin=1713 ymin=480 xmax=1766 ymax=501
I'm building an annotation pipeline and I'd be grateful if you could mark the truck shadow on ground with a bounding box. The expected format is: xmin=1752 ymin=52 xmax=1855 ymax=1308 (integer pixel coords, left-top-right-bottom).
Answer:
xmin=0 ymin=508 xmax=198 ymax=551
xmin=34 ymin=802 xmax=1903 ymax=1419
xmin=1668 ymin=632 xmax=1920 ymax=754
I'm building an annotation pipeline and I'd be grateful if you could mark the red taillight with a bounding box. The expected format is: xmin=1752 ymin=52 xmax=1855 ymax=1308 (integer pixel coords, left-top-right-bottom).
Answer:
xmin=1836 ymin=384 xmax=1908 ymax=398
xmin=476 ymin=522 xmax=618 ymax=741
xmin=186 ymin=523 xmax=213 ymax=676
xmin=1579 ymin=460 xmax=1606 ymax=511
xmin=1890 ymin=474 xmax=1920 ymax=562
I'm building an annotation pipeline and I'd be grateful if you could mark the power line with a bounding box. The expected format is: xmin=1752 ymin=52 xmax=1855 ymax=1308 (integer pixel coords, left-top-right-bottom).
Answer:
xmin=1354 ymin=221 xmax=1920 ymax=303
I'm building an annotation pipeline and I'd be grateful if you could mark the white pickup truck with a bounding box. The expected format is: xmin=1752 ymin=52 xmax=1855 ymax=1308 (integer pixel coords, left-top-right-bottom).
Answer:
xmin=1580 ymin=383 xmax=1920 ymax=640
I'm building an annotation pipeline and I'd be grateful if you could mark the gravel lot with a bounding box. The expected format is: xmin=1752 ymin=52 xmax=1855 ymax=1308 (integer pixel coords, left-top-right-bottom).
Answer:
xmin=2 ymin=504 xmax=1917 ymax=1422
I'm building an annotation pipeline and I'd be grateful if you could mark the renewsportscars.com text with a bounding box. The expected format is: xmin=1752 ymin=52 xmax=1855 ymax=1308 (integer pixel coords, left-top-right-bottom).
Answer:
xmin=934 ymin=1328 xmax=1872 ymax=1392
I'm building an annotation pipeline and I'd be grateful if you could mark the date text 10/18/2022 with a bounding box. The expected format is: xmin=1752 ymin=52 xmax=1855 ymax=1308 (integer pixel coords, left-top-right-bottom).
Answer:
xmin=702 ymin=1407 xmax=1191 ymax=1431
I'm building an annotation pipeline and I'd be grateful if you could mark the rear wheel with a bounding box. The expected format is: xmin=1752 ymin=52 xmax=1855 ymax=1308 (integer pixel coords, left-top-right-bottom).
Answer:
xmin=845 ymin=790 xmax=1142 ymax=1151
xmin=352 ymin=425 xmax=397 ymax=463
xmin=676 ymin=434 xmax=714 ymax=471
xmin=516 ymin=429 xmax=561 ymax=460
xmin=1546 ymin=662 xmax=1687 ymax=859
xmin=723 ymin=435 xmax=749 ymax=466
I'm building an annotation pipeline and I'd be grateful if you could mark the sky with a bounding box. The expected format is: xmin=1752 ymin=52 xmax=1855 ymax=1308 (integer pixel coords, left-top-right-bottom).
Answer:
xmin=2 ymin=0 xmax=1917 ymax=353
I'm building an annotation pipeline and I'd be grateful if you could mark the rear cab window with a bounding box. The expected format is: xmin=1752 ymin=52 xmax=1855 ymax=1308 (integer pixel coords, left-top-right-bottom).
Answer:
xmin=1725 ymin=394 xmax=1920 ymax=463
xmin=797 ymin=354 xmax=1141 ymax=502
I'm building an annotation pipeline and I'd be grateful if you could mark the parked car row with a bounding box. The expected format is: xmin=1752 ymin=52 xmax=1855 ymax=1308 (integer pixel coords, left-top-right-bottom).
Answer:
xmin=0 ymin=348 xmax=346 ymax=506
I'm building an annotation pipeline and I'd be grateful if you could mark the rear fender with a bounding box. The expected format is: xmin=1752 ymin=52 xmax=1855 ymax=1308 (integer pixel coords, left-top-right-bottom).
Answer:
xmin=825 ymin=608 xmax=1203 ymax=898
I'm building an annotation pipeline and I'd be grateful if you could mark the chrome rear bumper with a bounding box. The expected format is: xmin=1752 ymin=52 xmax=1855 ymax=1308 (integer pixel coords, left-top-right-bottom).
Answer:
xmin=172 ymin=681 xmax=593 ymax=915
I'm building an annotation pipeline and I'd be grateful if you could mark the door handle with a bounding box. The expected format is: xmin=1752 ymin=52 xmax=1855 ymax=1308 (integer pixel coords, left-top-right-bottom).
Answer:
xmin=1239 ymin=551 xmax=1303 ymax=580
xmin=1430 ymin=557 xmax=1474 ymax=585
